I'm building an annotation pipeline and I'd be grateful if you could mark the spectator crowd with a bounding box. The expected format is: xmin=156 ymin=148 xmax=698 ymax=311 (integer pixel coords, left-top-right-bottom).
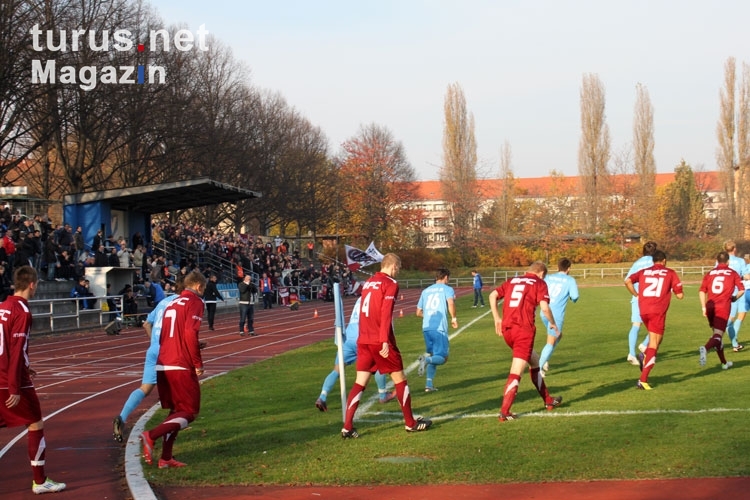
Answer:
xmin=0 ymin=202 xmax=357 ymax=305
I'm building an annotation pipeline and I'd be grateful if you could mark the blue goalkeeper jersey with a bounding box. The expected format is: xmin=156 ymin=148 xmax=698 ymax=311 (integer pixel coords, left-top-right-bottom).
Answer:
xmin=417 ymin=283 xmax=455 ymax=335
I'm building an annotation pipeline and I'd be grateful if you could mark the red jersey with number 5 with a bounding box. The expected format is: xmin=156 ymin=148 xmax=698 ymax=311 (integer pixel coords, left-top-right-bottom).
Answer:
xmin=494 ymin=273 xmax=550 ymax=334
xmin=629 ymin=264 xmax=683 ymax=316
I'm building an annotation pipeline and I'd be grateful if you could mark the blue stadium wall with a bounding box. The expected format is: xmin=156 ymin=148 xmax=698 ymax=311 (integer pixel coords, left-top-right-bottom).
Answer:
xmin=64 ymin=201 xmax=150 ymax=252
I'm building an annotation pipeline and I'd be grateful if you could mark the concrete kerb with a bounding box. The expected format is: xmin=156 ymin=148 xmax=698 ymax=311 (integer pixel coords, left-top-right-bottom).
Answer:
xmin=126 ymin=371 xmax=228 ymax=500
xmin=124 ymin=312 xmax=489 ymax=499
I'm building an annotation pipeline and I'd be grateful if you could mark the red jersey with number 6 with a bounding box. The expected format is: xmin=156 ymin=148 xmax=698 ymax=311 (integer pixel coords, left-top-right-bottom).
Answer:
xmin=629 ymin=264 xmax=684 ymax=316
xmin=494 ymin=273 xmax=550 ymax=335
xmin=699 ymin=263 xmax=743 ymax=319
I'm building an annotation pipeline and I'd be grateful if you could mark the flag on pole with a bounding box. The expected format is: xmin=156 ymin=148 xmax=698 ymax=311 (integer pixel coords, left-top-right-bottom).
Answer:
xmin=345 ymin=242 xmax=384 ymax=271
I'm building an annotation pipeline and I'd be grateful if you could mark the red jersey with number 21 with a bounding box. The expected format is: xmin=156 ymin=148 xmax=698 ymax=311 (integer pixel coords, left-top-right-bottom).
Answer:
xmin=629 ymin=264 xmax=683 ymax=316
xmin=494 ymin=273 xmax=550 ymax=334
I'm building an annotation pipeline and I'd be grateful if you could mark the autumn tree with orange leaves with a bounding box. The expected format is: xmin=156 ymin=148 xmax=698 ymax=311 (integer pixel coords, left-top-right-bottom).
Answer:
xmin=336 ymin=123 xmax=421 ymax=248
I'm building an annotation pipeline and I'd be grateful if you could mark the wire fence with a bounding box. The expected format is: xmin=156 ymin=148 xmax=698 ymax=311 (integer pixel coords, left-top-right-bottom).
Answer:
xmin=396 ymin=266 xmax=715 ymax=290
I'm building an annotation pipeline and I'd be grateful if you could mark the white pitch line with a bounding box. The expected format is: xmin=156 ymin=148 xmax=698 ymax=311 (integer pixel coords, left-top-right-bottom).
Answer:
xmin=354 ymin=310 xmax=750 ymax=422
xmin=354 ymin=407 xmax=750 ymax=424
xmin=356 ymin=313 xmax=489 ymax=416
xmin=0 ymin=380 xmax=137 ymax=459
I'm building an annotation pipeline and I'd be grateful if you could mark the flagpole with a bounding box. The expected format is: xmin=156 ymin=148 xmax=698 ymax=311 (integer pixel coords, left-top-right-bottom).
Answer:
xmin=316 ymin=252 xmax=374 ymax=277
xmin=333 ymin=283 xmax=347 ymax=421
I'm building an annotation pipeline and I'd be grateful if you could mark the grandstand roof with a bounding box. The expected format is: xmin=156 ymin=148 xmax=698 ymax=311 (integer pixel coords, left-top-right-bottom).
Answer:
xmin=62 ymin=178 xmax=261 ymax=214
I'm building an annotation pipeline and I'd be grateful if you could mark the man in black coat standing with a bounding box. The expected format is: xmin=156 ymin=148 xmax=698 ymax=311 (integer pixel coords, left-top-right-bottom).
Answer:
xmin=203 ymin=274 xmax=224 ymax=331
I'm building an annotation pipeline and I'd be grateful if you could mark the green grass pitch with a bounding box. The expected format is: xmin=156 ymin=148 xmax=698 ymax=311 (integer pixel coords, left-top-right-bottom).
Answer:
xmin=144 ymin=284 xmax=750 ymax=486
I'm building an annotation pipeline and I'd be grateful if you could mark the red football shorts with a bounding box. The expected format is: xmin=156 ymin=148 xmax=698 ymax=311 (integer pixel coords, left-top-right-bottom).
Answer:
xmin=356 ymin=343 xmax=404 ymax=374
xmin=502 ymin=326 xmax=535 ymax=361
xmin=0 ymin=388 xmax=42 ymax=427
xmin=705 ymin=302 xmax=730 ymax=332
xmin=640 ymin=312 xmax=667 ymax=335
xmin=157 ymin=369 xmax=201 ymax=414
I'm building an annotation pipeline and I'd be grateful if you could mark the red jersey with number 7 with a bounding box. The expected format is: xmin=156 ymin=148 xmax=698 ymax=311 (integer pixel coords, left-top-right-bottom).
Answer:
xmin=494 ymin=273 xmax=550 ymax=334
xmin=157 ymin=289 xmax=204 ymax=371
xmin=629 ymin=264 xmax=683 ymax=316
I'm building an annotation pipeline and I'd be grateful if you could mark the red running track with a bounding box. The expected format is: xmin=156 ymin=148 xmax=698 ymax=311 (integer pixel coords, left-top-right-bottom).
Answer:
xmin=0 ymin=291 xmax=389 ymax=499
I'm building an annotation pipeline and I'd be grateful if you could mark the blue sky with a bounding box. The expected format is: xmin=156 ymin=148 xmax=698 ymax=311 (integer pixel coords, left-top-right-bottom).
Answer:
xmin=151 ymin=0 xmax=750 ymax=181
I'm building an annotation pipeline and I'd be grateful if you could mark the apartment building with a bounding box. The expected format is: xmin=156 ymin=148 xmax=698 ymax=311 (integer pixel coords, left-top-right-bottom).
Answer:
xmin=412 ymin=171 xmax=724 ymax=249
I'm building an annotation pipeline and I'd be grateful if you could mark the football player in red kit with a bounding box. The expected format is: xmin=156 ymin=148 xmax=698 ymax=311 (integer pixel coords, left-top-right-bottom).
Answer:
xmin=489 ymin=261 xmax=562 ymax=421
xmin=698 ymin=251 xmax=744 ymax=369
xmin=141 ymin=270 xmax=206 ymax=468
xmin=625 ymin=250 xmax=684 ymax=390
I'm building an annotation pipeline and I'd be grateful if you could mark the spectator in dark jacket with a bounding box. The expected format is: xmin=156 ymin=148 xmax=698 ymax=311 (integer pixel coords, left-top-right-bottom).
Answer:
xmin=13 ymin=232 xmax=34 ymax=270
xmin=0 ymin=264 xmax=11 ymax=301
xmin=107 ymin=247 xmax=119 ymax=267
xmin=57 ymin=223 xmax=74 ymax=252
xmin=73 ymin=226 xmax=85 ymax=262
xmin=94 ymin=245 xmax=109 ymax=267
xmin=92 ymin=229 xmax=103 ymax=253
xmin=203 ymin=274 xmax=224 ymax=330
xmin=43 ymin=234 xmax=58 ymax=281
xmin=238 ymin=274 xmax=257 ymax=336
xmin=71 ymin=276 xmax=96 ymax=309
xmin=56 ymin=249 xmax=76 ymax=280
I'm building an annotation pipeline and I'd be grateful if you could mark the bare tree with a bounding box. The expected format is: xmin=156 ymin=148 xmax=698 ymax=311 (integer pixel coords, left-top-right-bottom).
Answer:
xmin=632 ymin=83 xmax=656 ymax=237
xmin=497 ymin=140 xmax=515 ymax=236
xmin=39 ymin=0 xmax=147 ymax=194
xmin=0 ymin=0 xmax=60 ymax=178
xmin=108 ymin=6 xmax=183 ymax=188
xmin=717 ymin=57 xmax=739 ymax=235
xmin=578 ymin=73 xmax=611 ymax=233
xmin=236 ymin=91 xmax=303 ymax=235
xmin=739 ymin=62 xmax=750 ymax=237
xmin=441 ymin=82 xmax=480 ymax=256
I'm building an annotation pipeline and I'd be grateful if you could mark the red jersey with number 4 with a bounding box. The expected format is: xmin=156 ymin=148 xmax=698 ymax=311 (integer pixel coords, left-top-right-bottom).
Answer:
xmin=157 ymin=289 xmax=204 ymax=371
xmin=358 ymin=271 xmax=398 ymax=345
xmin=700 ymin=263 xmax=744 ymax=316
xmin=629 ymin=264 xmax=684 ymax=316
xmin=494 ymin=273 xmax=550 ymax=334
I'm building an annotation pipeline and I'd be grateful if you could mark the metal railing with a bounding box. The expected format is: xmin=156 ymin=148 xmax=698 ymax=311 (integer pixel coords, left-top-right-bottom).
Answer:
xmin=30 ymin=295 xmax=113 ymax=332
xmin=30 ymin=290 xmax=248 ymax=334
xmin=152 ymin=238 xmax=259 ymax=285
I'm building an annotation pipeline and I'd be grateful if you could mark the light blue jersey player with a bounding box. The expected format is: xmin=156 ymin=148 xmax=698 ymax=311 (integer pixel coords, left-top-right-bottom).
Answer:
xmin=538 ymin=258 xmax=579 ymax=375
xmin=315 ymin=297 xmax=394 ymax=412
xmin=113 ymin=286 xmax=182 ymax=442
xmin=724 ymin=240 xmax=748 ymax=351
xmin=416 ymin=268 xmax=458 ymax=391
xmin=624 ymin=241 xmax=658 ymax=365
